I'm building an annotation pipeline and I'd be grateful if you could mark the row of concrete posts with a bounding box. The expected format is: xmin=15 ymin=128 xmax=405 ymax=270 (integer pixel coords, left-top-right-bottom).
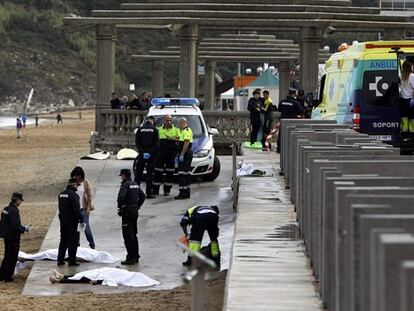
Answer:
xmin=279 ymin=119 xmax=414 ymax=311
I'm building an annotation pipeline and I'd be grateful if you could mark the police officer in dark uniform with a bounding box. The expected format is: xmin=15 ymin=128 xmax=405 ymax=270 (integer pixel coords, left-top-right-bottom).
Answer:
xmin=117 ymin=169 xmax=145 ymax=265
xmin=175 ymin=117 xmax=193 ymax=200
xmin=0 ymin=193 xmax=28 ymax=282
xmin=276 ymin=89 xmax=305 ymax=153
xmin=153 ymin=114 xmax=180 ymax=196
xmin=247 ymin=89 xmax=262 ymax=146
xmin=57 ymin=178 xmax=84 ymax=266
xmin=134 ymin=116 xmax=159 ymax=199
xmin=180 ymin=205 xmax=220 ymax=267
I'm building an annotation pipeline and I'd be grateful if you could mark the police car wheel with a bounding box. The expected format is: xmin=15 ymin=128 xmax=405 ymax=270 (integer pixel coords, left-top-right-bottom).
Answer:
xmin=201 ymin=156 xmax=220 ymax=182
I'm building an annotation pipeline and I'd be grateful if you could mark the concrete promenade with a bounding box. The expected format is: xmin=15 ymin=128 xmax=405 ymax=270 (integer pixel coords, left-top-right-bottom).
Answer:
xmin=224 ymin=149 xmax=322 ymax=311
xmin=22 ymin=156 xmax=235 ymax=296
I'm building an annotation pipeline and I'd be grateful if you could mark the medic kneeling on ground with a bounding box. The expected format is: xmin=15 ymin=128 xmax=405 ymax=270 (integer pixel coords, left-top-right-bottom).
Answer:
xmin=180 ymin=205 xmax=220 ymax=268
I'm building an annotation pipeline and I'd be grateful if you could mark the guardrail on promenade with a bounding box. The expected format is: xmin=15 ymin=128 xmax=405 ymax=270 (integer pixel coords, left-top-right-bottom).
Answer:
xmin=95 ymin=109 xmax=280 ymax=153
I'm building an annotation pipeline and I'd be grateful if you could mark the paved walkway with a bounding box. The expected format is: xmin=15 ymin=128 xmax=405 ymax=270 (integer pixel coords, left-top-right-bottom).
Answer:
xmin=22 ymin=156 xmax=235 ymax=296
xmin=223 ymin=150 xmax=322 ymax=311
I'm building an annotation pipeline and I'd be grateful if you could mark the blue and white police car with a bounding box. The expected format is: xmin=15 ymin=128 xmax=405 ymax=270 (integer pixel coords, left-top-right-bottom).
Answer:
xmin=146 ymin=98 xmax=220 ymax=181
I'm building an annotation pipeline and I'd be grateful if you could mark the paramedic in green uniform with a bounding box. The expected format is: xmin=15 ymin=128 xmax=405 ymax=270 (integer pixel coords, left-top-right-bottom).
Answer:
xmin=153 ymin=114 xmax=180 ymax=196
xmin=175 ymin=117 xmax=193 ymax=200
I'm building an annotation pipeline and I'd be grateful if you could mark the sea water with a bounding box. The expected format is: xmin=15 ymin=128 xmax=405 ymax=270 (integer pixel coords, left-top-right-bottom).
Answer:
xmin=0 ymin=116 xmax=37 ymax=129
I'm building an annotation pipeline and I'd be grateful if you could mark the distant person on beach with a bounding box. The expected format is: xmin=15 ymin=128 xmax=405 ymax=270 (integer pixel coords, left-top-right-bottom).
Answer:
xmin=21 ymin=114 xmax=27 ymax=128
xmin=70 ymin=166 xmax=95 ymax=249
xmin=0 ymin=192 xmax=29 ymax=282
xmin=35 ymin=115 xmax=39 ymax=127
xmin=57 ymin=113 xmax=63 ymax=124
xmin=16 ymin=117 xmax=22 ymax=139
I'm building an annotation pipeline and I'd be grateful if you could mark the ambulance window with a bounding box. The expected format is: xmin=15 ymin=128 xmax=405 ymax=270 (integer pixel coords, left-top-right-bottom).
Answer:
xmin=361 ymin=70 xmax=399 ymax=107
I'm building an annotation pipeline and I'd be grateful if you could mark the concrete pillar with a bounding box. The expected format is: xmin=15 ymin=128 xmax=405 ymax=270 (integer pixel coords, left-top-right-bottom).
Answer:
xmin=204 ymin=60 xmax=216 ymax=110
xmin=278 ymin=61 xmax=291 ymax=102
xmin=96 ymin=24 xmax=116 ymax=133
xmin=151 ymin=60 xmax=164 ymax=97
xmin=195 ymin=38 xmax=200 ymax=97
xmin=179 ymin=24 xmax=199 ymax=97
xmin=299 ymin=27 xmax=322 ymax=94
xmin=383 ymin=28 xmax=406 ymax=40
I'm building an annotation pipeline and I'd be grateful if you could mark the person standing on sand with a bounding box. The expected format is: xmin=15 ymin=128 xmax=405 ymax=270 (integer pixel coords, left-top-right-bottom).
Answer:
xmin=57 ymin=113 xmax=63 ymax=124
xmin=22 ymin=114 xmax=27 ymax=128
xmin=16 ymin=117 xmax=22 ymax=139
xmin=0 ymin=192 xmax=29 ymax=282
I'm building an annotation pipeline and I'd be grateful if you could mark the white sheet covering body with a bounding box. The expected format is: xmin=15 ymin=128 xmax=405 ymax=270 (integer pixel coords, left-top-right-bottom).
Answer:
xmin=18 ymin=247 xmax=119 ymax=263
xmin=68 ymin=267 xmax=161 ymax=287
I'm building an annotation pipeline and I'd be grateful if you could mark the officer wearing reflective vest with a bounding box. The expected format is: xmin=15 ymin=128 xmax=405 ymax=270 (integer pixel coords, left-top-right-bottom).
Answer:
xmin=57 ymin=178 xmax=84 ymax=267
xmin=134 ymin=116 xmax=159 ymax=199
xmin=117 ymin=169 xmax=146 ymax=265
xmin=175 ymin=117 xmax=193 ymax=200
xmin=180 ymin=205 xmax=220 ymax=267
xmin=0 ymin=192 xmax=29 ymax=282
xmin=153 ymin=114 xmax=179 ymax=196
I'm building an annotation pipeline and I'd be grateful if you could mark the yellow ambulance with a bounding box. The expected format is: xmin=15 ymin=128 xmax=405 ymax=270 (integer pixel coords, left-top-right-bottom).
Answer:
xmin=312 ymin=40 xmax=414 ymax=144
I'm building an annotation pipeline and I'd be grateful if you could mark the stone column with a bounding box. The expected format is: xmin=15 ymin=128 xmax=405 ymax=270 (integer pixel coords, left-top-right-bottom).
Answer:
xmin=299 ymin=27 xmax=322 ymax=94
xmin=383 ymin=28 xmax=406 ymax=40
xmin=151 ymin=60 xmax=164 ymax=97
xmin=204 ymin=60 xmax=216 ymax=110
xmin=278 ymin=61 xmax=291 ymax=102
xmin=179 ymin=24 xmax=199 ymax=97
xmin=195 ymin=38 xmax=200 ymax=97
xmin=96 ymin=24 xmax=116 ymax=133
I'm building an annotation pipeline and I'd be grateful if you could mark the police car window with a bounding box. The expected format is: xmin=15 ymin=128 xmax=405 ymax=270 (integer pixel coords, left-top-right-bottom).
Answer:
xmin=361 ymin=70 xmax=399 ymax=107
xmin=153 ymin=115 xmax=205 ymax=138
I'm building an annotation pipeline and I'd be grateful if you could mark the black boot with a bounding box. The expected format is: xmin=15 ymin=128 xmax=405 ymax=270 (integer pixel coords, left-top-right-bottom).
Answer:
xmin=182 ymin=257 xmax=192 ymax=266
xmin=174 ymin=192 xmax=187 ymax=200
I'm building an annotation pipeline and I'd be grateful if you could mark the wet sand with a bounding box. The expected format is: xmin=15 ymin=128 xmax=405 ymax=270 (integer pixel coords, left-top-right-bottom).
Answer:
xmin=0 ymin=110 xmax=225 ymax=310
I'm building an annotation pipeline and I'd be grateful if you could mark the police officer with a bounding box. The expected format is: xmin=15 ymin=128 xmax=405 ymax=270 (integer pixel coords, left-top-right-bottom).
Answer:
xmin=134 ymin=116 xmax=159 ymax=199
xmin=180 ymin=205 xmax=220 ymax=267
xmin=0 ymin=193 xmax=28 ymax=282
xmin=153 ymin=114 xmax=179 ymax=196
xmin=57 ymin=178 xmax=84 ymax=267
xmin=175 ymin=117 xmax=193 ymax=200
xmin=117 ymin=169 xmax=145 ymax=265
xmin=247 ymin=89 xmax=262 ymax=146
xmin=276 ymin=89 xmax=305 ymax=153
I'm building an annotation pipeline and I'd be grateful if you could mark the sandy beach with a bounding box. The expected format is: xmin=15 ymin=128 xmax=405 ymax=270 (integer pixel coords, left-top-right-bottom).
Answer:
xmin=0 ymin=110 xmax=225 ymax=310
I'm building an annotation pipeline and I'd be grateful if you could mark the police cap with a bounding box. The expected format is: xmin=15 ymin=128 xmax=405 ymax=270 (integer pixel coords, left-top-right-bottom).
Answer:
xmin=11 ymin=192 xmax=24 ymax=201
xmin=288 ymin=88 xmax=297 ymax=95
xmin=119 ymin=168 xmax=132 ymax=177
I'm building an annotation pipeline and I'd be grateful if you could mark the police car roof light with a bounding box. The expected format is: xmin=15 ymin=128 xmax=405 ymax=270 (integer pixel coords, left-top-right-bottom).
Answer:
xmin=151 ymin=98 xmax=200 ymax=106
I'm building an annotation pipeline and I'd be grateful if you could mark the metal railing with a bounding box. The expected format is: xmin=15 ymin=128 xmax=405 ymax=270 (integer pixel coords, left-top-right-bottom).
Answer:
xmin=95 ymin=109 xmax=280 ymax=152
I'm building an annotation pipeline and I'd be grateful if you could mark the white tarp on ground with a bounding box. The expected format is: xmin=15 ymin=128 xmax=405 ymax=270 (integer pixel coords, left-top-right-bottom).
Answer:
xmin=68 ymin=267 xmax=161 ymax=287
xmin=236 ymin=163 xmax=255 ymax=176
xmin=18 ymin=247 xmax=119 ymax=263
